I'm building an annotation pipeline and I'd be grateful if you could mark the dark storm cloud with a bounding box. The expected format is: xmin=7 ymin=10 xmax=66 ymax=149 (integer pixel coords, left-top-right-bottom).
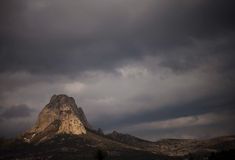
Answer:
xmin=0 ymin=0 xmax=235 ymax=139
xmin=93 ymin=92 xmax=235 ymax=130
xmin=130 ymin=122 xmax=235 ymax=140
xmin=0 ymin=104 xmax=34 ymax=137
xmin=0 ymin=104 xmax=34 ymax=119
xmin=0 ymin=0 xmax=235 ymax=74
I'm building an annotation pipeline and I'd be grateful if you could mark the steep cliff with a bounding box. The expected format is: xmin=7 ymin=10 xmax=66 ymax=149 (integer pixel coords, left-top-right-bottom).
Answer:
xmin=22 ymin=94 xmax=89 ymax=142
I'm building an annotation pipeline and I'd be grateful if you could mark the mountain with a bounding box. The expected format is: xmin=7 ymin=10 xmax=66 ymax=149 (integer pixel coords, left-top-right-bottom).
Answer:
xmin=153 ymin=136 xmax=235 ymax=157
xmin=106 ymin=131 xmax=235 ymax=157
xmin=106 ymin=130 xmax=156 ymax=150
xmin=107 ymin=130 xmax=151 ymax=145
xmin=22 ymin=95 xmax=90 ymax=143
xmin=0 ymin=94 xmax=235 ymax=160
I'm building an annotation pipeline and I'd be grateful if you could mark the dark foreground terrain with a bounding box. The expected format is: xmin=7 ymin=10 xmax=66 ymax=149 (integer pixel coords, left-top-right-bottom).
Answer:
xmin=0 ymin=131 xmax=235 ymax=160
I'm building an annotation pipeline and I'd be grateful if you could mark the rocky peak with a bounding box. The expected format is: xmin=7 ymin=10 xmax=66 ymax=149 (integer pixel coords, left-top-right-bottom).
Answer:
xmin=112 ymin=130 xmax=119 ymax=135
xmin=97 ymin=128 xmax=104 ymax=135
xmin=50 ymin=94 xmax=75 ymax=105
xmin=22 ymin=94 xmax=91 ymax=143
xmin=77 ymin=107 xmax=92 ymax=129
xmin=107 ymin=130 xmax=150 ymax=145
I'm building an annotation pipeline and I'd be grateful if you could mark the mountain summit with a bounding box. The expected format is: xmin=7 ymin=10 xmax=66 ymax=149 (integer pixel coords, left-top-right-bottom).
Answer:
xmin=22 ymin=94 xmax=91 ymax=143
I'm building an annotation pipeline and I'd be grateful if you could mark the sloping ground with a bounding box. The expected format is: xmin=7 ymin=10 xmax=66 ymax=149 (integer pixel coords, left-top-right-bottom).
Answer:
xmin=0 ymin=131 xmax=170 ymax=160
xmin=0 ymin=133 xmax=235 ymax=160
xmin=105 ymin=131 xmax=235 ymax=157
xmin=106 ymin=130 xmax=161 ymax=154
xmin=153 ymin=135 xmax=235 ymax=156
xmin=106 ymin=131 xmax=151 ymax=144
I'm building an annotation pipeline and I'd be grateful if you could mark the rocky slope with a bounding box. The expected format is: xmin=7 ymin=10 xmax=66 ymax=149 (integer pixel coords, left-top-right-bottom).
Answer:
xmin=106 ymin=131 xmax=235 ymax=157
xmin=22 ymin=94 xmax=90 ymax=143
xmin=153 ymin=136 xmax=235 ymax=157
xmin=1 ymin=132 xmax=235 ymax=160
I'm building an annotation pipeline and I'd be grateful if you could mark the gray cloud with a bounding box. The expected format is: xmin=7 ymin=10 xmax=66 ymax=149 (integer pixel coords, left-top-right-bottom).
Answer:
xmin=0 ymin=104 xmax=35 ymax=137
xmin=0 ymin=104 xmax=34 ymax=119
xmin=0 ymin=0 xmax=235 ymax=139
xmin=0 ymin=0 xmax=235 ymax=74
xmin=92 ymin=92 xmax=235 ymax=130
xmin=130 ymin=121 xmax=235 ymax=141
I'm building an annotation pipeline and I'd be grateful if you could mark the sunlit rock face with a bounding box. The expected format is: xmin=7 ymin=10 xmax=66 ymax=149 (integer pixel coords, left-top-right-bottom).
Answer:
xmin=22 ymin=95 xmax=90 ymax=143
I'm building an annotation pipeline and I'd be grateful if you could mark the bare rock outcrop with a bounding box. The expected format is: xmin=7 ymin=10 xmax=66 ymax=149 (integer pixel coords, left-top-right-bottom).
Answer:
xmin=22 ymin=94 xmax=90 ymax=143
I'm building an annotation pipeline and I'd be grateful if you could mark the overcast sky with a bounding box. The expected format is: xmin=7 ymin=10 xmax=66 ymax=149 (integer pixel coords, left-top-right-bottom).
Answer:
xmin=0 ymin=0 xmax=235 ymax=140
